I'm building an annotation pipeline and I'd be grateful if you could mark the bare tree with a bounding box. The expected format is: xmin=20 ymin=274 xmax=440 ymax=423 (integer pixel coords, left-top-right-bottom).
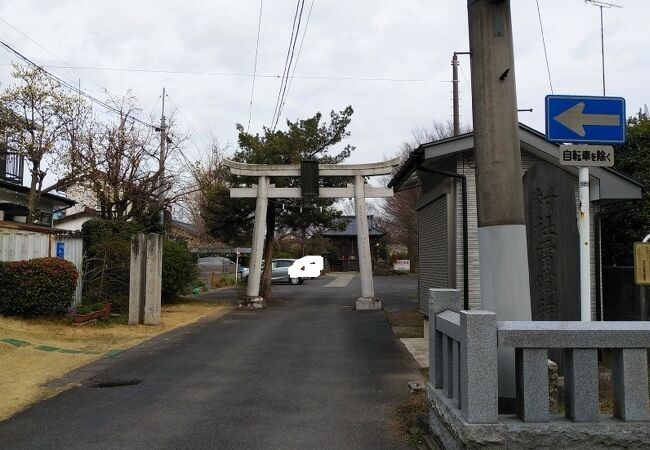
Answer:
xmin=0 ymin=64 xmax=87 ymax=223
xmin=378 ymin=120 xmax=471 ymax=270
xmin=181 ymin=138 xmax=230 ymax=233
xmin=70 ymin=93 xmax=184 ymax=228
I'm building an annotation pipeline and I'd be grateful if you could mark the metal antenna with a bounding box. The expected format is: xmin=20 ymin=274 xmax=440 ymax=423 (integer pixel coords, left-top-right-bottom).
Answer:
xmin=585 ymin=0 xmax=623 ymax=96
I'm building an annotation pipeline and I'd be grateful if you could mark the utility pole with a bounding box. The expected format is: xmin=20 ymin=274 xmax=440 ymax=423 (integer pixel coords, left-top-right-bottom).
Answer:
xmin=158 ymin=87 xmax=167 ymax=228
xmin=452 ymin=52 xmax=471 ymax=136
xmin=467 ymin=0 xmax=532 ymax=407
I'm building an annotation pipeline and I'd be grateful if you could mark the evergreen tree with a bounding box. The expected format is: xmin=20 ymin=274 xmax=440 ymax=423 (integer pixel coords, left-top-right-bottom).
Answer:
xmin=202 ymin=106 xmax=355 ymax=299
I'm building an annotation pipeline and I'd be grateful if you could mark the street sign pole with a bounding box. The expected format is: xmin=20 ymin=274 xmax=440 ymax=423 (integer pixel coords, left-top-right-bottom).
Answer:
xmin=579 ymin=167 xmax=591 ymax=321
xmin=547 ymin=95 xmax=626 ymax=322
xmin=235 ymin=248 xmax=240 ymax=283
xmin=638 ymin=234 xmax=650 ymax=321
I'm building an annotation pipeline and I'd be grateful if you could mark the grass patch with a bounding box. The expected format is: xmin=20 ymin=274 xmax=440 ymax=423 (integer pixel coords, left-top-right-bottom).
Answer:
xmin=0 ymin=300 xmax=231 ymax=421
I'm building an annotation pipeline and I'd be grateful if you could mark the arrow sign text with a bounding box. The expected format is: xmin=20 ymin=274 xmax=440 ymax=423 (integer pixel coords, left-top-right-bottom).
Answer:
xmin=546 ymin=95 xmax=626 ymax=144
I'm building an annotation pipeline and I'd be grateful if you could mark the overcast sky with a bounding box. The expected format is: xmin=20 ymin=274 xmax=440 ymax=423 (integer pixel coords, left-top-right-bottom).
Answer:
xmin=1 ymin=0 xmax=647 ymax=168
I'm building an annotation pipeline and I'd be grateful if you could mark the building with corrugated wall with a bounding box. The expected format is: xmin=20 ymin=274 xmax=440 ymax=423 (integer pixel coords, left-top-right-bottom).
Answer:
xmin=389 ymin=124 xmax=643 ymax=332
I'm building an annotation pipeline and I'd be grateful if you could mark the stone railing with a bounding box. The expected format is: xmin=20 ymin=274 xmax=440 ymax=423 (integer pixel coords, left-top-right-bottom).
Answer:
xmin=427 ymin=288 xmax=650 ymax=448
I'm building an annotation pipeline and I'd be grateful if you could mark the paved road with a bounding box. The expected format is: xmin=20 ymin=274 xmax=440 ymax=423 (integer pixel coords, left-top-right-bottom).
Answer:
xmin=0 ymin=274 xmax=421 ymax=449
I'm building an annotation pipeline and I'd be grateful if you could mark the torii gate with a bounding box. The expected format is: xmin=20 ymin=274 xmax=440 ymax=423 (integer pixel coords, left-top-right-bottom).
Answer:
xmin=225 ymin=158 xmax=399 ymax=310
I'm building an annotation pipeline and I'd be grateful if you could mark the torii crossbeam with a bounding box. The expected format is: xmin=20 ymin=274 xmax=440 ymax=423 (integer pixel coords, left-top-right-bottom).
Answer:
xmin=225 ymin=158 xmax=399 ymax=310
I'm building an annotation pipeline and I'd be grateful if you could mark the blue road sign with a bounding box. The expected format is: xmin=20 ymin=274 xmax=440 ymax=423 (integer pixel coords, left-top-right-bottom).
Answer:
xmin=56 ymin=242 xmax=64 ymax=258
xmin=545 ymin=95 xmax=626 ymax=144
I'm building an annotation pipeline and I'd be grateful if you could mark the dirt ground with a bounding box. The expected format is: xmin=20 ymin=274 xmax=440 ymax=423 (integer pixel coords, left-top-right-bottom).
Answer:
xmin=0 ymin=301 xmax=231 ymax=421
xmin=385 ymin=310 xmax=424 ymax=339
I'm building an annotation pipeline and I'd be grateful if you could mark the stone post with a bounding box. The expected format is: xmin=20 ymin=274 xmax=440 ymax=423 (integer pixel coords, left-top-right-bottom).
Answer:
xmin=129 ymin=233 xmax=146 ymax=325
xmin=460 ymin=310 xmax=498 ymax=423
xmin=143 ymin=233 xmax=162 ymax=325
xmin=354 ymin=175 xmax=381 ymax=310
xmin=129 ymin=233 xmax=163 ymax=325
xmin=428 ymin=289 xmax=462 ymax=392
xmin=515 ymin=348 xmax=549 ymax=422
xmin=612 ymin=348 xmax=650 ymax=421
xmin=564 ymin=348 xmax=599 ymax=422
xmin=245 ymin=176 xmax=269 ymax=303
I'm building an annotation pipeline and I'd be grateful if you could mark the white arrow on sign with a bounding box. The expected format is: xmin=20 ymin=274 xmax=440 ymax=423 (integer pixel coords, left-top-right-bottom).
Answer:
xmin=553 ymin=102 xmax=620 ymax=137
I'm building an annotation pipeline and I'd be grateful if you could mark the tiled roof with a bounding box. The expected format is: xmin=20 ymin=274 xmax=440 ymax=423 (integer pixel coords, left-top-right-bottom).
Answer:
xmin=321 ymin=215 xmax=385 ymax=237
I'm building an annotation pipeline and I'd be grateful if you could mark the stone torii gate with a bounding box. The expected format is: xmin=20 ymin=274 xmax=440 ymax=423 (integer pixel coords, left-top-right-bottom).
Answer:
xmin=225 ymin=158 xmax=399 ymax=310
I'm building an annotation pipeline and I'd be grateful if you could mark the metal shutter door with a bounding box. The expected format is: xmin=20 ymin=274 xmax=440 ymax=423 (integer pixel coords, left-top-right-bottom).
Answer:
xmin=418 ymin=196 xmax=448 ymax=316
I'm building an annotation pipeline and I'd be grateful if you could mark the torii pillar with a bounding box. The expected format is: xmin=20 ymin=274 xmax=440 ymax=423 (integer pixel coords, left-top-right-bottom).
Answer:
xmin=354 ymin=174 xmax=378 ymax=310
xmin=225 ymin=158 xmax=399 ymax=310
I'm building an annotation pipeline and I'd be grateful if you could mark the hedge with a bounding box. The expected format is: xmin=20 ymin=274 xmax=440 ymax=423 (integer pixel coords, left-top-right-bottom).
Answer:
xmin=81 ymin=219 xmax=196 ymax=312
xmin=0 ymin=258 xmax=78 ymax=316
xmin=162 ymin=239 xmax=197 ymax=302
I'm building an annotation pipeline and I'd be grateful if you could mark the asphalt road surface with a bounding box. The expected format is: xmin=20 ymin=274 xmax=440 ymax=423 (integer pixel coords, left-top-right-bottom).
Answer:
xmin=0 ymin=274 xmax=421 ymax=449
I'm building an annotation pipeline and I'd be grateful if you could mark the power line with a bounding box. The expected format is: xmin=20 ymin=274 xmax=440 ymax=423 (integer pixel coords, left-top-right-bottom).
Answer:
xmin=271 ymin=0 xmax=305 ymax=130
xmin=0 ymin=40 xmax=193 ymax=168
xmin=0 ymin=15 xmax=123 ymax=105
xmin=166 ymin=93 xmax=211 ymax=163
xmin=0 ymin=62 xmax=443 ymax=83
xmin=247 ymin=0 xmax=265 ymax=132
xmin=0 ymin=15 xmax=83 ymax=90
xmin=277 ymin=0 xmax=315 ymax=129
xmin=0 ymin=40 xmax=156 ymax=130
xmin=273 ymin=0 xmax=308 ymax=130
xmin=535 ymin=0 xmax=554 ymax=93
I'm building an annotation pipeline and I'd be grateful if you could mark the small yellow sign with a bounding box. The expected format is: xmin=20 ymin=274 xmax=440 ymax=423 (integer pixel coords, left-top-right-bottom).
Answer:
xmin=634 ymin=242 xmax=650 ymax=285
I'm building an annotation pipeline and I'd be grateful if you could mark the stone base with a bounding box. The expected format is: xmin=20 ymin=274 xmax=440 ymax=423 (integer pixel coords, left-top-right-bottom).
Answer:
xmin=428 ymin=384 xmax=650 ymax=449
xmin=356 ymin=297 xmax=382 ymax=311
xmin=238 ymin=297 xmax=265 ymax=309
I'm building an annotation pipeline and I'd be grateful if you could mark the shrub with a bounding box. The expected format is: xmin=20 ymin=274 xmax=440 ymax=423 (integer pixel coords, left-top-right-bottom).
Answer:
xmin=0 ymin=257 xmax=78 ymax=316
xmin=83 ymin=238 xmax=131 ymax=313
xmin=162 ymin=239 xmax=196 ymax=302
xmin=81 ymin=219 xmax=196 ymax=309
xmin=81 ymin=219 xmax=143 ymax=250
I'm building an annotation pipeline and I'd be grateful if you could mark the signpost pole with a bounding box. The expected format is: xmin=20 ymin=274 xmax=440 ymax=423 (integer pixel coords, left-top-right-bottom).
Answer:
xmin=640 ymin=234 xmax=650 ymax=321
xmin=235 ymin=250 xmax=239 ymax=283
xmin=579 ymin=167 xmax=591 ymax=321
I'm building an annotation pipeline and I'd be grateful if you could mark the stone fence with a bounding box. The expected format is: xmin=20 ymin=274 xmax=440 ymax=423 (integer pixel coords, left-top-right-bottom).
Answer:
xmin=427 ymin=288 xmax=650 ymax=449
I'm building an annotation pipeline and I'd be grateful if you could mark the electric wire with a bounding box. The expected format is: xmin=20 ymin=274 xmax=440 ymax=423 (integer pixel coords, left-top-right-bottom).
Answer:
xmin=0 ymin=40 xmax=156 ymax=130
xmin=165 ymin=94 xmax=210 ymax=168
xmin=247 ymin=0 xmax=265 ymax=132
xmin=270 ymin=0 xmax=305 ymax=130
xmin=0 ymin=15 xmax=126 ymax=106
xmin=277 ymin=0 xmax=315 ymax=129
xmin=0 ymin=15 xmax=84 ymax=90
xmin=535 ymin=0 xmax=554 ymax=94
xmin=0 ymin=40 xmax=196 ymax=180
xmin=0 ymin=62 xmax=441 ymax=83
xmin=148 ymin=94 xmax=162 ymax=120
xmin=273 ymin=0 xmax=308 ymax=130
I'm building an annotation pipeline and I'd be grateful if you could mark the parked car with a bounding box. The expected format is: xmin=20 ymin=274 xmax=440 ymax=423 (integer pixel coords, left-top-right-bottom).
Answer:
xmin=242 ymin=258 xmax=324 ymax=285
xmin=270 ymin=259 xmax=302 ymax=284
xmin=242 ymin=258 xmax=303 ymax=284
xmin=197 ymin=257 xmax=236 ymax=280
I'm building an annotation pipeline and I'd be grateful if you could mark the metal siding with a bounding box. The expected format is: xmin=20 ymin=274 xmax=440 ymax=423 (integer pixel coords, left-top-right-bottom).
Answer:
xmin=0 ymin=232 xmax=84 ymax=305
xmin=418 ymin=196 xmax=448 ymax=315
xmin=455 ymin=153 xmax=481 ymax=309
xmin=51 ymin=236 xmax=84 ymax=305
